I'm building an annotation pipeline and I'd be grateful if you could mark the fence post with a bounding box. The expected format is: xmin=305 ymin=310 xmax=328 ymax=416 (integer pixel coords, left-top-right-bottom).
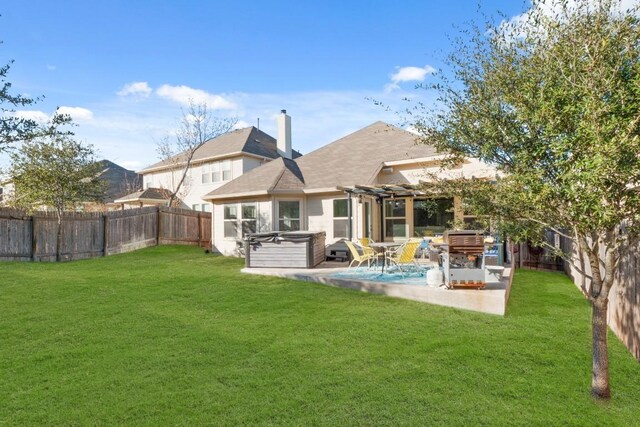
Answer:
xmin=31 ymin=214 xmax=36 ymax=261
xmin=156 ymin=207 xmax=162 ymax=246
xmin=197 ymin=212 xmax=202 ymax=247
xmin=102 ymin=213 xmax=108 ymax=256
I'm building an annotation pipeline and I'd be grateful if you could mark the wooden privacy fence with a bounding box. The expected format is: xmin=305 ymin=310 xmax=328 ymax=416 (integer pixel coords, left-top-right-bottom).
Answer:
xmin=559 ymin=235 xmax=640 ymax=362
xmin=0 ymin=206 xmax=211 ymax=262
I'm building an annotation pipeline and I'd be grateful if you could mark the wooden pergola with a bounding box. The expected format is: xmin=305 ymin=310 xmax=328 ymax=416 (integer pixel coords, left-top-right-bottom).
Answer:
xmin=338 ymin=184 xmax=432 ymax=241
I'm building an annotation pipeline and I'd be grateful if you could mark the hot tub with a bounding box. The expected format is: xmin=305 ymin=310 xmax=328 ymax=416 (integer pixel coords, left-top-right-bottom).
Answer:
xmin=244 ymin=231 xmax=326 ymax=268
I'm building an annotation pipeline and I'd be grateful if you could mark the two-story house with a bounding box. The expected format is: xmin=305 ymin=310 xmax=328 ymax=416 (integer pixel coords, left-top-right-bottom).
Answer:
xmin=138 ymin=110 xmax=301 ymax=211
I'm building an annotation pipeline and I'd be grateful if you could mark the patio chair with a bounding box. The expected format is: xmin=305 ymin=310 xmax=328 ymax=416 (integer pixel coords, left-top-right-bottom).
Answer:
xmin=345 ymin=241 xmax=376 ymax=271
xmin=385 ymin=238 xmax=422 ymax=276
xmin=359 ymin=237 xmax=374 ymax=248
xmin=359 ymin=237 xmax=383 ymax=265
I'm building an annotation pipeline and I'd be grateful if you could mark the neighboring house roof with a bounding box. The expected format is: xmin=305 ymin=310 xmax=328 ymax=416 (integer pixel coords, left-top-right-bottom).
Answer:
xmin=204 ymin=122 xmax=438 ymax=200
xmin=114 ymin=187 xmax=172 ymax=204
xmin=139 ymin=127 xmax=302 ymax=174
xmin=96 ymin=160 xmax=142 ymax=203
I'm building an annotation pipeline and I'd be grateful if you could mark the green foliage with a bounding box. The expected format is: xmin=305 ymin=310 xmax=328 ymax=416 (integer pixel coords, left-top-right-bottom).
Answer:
xmin=418 ymin=0 xmax=640 ymax=242
xmin=8 ymin=133 xmax=105 ymax=213
xmin=0 ymin=246 xmax=638 ymax=424
xmin=0 ymin=41 xmax=73 ymax=149
xmin=0 ymin=57 xmax=39 ymax=148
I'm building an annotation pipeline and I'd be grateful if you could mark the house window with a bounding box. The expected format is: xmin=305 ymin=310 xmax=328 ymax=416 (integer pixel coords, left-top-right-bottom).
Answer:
xmin=413 ymin=198 xmax=454 ymax=236
xmin=241 ymin=203 xmax=257 ymax=235
xmin=385 ymin=199 xmax=406 ymax=238
xmin=212 ymin=162 xmax=221 ymax=182
xmin=221 ymin=160 xmax=232 ymax=181
xmin=223 ymin=204 xmax=238 ymax=238
xmin=333 ymin=199 xmax=349 ymax=238
xmin=278 ymin=201 xmax=300 ymax=231
xmin=201 ymin=164 xmax=211 ymax=184
xmin=192 ymin=204 xmax=199 ymax=211
xmin=202 ymin=203 xmax=211 ymax=213
xmin=224 ymin=202 xmax=257 ymax=238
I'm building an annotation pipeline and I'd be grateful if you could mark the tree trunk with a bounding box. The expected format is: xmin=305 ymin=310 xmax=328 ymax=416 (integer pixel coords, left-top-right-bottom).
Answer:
xmin=591 ymin=297 xmax=611 ymax=399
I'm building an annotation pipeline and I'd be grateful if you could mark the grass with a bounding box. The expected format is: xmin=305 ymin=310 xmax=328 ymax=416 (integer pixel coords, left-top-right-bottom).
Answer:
xmin=1 ymin=245 xmax=638 ymax=425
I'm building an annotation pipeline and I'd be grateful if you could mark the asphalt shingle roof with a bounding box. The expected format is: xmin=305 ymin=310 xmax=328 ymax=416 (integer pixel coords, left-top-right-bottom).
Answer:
xmin=140 ymin=127 xmax=301 ymax=173
xmin=114 ymin=187 xmax=172 ymax=202
xmin=204 ymin=122 xmax=438 ymax=199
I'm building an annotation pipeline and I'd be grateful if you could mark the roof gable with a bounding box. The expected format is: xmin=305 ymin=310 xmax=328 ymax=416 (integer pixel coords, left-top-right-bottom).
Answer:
xmin=205 ymin=122 xmax=438 ymax=199
xmin=140 ymin=127 xmax=301 ymax=173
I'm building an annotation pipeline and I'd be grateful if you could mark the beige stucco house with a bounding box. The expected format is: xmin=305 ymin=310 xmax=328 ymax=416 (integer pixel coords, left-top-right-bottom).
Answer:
xmin=138 ymin=112 xmax=301 ymax=212
xmin=203 ymin=121 xmax=496 ymax=256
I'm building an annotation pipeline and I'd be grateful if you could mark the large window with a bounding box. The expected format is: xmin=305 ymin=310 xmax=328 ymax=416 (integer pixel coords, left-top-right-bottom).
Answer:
xmin=333 ymin=199 xmax=349 ymax=238
xmin=224 ymin=202 xmax=257 ymax=238
xmin=385 ymin=199 xmax=406 ymax=238
xmin=413 ymin=198 xmax=454 ymax=236
xmin=278 ymin=201 xmax=300 ymax=231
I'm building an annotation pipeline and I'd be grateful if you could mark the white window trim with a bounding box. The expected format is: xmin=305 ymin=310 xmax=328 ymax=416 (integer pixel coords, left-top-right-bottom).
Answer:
xmin=276 ymin=199 xmax=302 ymax=232
xmin=223 ymin=201 xmax=258 ymax=239
xmin=333 ymin=198 xmax=349 ymax=239
xmin=384 ymin=198 xmax=407 ymax=240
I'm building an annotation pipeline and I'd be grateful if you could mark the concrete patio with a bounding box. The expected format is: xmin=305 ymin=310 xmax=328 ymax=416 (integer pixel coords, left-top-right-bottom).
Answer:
xmin=242 ymin=262 xmax=514 ymax=316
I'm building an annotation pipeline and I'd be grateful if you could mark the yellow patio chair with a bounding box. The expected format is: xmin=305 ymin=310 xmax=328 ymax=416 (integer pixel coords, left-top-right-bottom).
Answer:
xmin=345 ymin=241 xmax=376 ymax=271
xmin=359 ymin=237 xmax=382 ymax=265
xmin=385 ymin=238 xmax=422 ymax=275
xmin=359 ymin=237 xmax=373 ymax=248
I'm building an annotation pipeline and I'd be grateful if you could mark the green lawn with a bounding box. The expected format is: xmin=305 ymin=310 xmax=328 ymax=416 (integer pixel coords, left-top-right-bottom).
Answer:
xmin=1 ymin=246 xmax=638 ymax=425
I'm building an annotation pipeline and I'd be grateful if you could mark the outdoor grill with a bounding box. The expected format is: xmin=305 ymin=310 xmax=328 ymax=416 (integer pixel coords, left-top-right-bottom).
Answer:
xmin=442 ymin=230 xmax=488 ymax=289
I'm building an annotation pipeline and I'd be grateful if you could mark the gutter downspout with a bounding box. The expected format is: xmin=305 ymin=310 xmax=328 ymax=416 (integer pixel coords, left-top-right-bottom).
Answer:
xmin=347 ymin=192 xmax=353 ymax=241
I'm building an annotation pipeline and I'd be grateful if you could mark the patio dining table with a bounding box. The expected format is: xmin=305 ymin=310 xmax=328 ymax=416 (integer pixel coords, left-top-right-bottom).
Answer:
xmin=369 ymin=241 xmax=401 ymax=273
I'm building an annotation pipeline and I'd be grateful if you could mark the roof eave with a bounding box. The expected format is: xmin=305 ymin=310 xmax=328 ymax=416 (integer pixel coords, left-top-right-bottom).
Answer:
xmin=203 ymin=190 xmax=271 ymax=201
xmin=138 ymin=151 xmax=277 ymax=174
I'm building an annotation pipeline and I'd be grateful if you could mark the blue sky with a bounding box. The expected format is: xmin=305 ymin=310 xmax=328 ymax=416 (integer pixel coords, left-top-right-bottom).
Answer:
xmin=1 ymin=0 xmax=528 ymax=171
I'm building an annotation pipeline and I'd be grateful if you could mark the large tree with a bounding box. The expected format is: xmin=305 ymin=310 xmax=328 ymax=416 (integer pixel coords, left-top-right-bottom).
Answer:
xmin=416 ymin=0 xmax=640 ymax=399
xmin=156 ymin=101 xmax=237 ymax=207
xmin=9 ymin=131 xmax=105 ymax=261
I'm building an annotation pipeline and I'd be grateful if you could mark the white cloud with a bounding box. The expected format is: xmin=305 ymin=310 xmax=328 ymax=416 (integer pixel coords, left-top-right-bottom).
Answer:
xmin=156 ymin=84 xmax=236 ymax=109
xmin=502 ymin=0 xmax=640 ymax=39
xmin=13 ymin=107 xmax=93 ymax=124
xmin=14 ymin=110 xmax=50 ymax=123
xmin=391 ymin=65 xmax=437 ymax=83
xmin=46 ymin=64 xmax=56 ymax=71
xmin=233 ymin=120 xmax=250 ymax=129
xmin=58 ymin=106 xmax=94 ymax=121
xmin=386 ymin=65 xmax=437 ymax=92
xmin=117 ymin=81 xmax=152 ymax=97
